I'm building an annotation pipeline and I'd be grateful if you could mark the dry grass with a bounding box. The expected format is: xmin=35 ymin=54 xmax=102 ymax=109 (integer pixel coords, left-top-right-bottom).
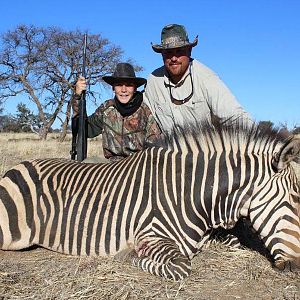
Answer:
xmin=0 ymin=133 xmax=299 ymax=300
xmin=0 ymin=133 xmax=103 ymax=176
xmin=1 ymin=245 xmax=299 ymax=300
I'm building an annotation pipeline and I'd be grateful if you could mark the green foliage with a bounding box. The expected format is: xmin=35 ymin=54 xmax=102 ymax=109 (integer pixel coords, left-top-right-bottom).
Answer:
xmin=15 ymin=103 xmax=36 ymax=132
xmin=0 ymin=102 xmax=54 ymax=133
xmin=0 ymin=114 xmax=15 ymax=131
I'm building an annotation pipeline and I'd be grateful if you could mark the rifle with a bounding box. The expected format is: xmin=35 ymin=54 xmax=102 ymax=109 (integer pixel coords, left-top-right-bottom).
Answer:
xmin=70 ymin=33 xmax=88 ymax=161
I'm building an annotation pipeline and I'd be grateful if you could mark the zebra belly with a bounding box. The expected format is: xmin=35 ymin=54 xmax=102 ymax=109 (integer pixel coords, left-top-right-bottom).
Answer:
xmin=33 ymin=206 xmax=136 ymax=257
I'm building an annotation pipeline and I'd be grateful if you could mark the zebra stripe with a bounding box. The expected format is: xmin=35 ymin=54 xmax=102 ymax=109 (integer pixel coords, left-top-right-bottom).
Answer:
xmin=0 ymin=123 xmax=300 ymax=280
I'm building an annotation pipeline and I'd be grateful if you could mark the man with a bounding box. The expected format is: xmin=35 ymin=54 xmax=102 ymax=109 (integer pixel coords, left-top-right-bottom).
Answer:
xmin=72 ymin=63 xmax=161 ymax=162
xmin=144 ymin=24 xmax=252 ymax=133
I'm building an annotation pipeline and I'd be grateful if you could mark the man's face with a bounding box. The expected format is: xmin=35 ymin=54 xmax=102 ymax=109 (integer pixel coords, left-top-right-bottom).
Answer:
xmin=162 ymin=46 xmax=191 ymax=83
xmin=113 ymin=82 xmax=136 ymax=104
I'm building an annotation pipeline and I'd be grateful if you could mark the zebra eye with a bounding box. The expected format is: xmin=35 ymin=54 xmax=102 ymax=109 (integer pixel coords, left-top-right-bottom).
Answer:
xmin=271 ymin=156 xmax=279 ymax=172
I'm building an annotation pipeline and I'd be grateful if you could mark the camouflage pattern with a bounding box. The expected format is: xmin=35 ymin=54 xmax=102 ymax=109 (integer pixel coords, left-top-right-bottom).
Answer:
xmin=86 ymin=99 xmax=161 ymax=161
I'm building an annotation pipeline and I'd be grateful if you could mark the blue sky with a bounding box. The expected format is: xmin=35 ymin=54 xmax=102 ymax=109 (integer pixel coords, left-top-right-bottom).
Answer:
xmin=1 ymin=0 xmax=299 ymax=128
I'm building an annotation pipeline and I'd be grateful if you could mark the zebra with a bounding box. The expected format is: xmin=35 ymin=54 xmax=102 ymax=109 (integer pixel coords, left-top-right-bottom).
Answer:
xmin=0 ymin=122 xmax=299 ymax=280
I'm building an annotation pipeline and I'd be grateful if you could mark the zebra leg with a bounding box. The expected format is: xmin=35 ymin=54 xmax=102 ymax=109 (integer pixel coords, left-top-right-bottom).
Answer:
xmin=129 ymin=237 xmax=191 ymax=281
xmin=207 ymin=218 xmax=267 ymax=253
xmin=208 ymin=230 xmax=242 ymax=248
xmin=0 ymin=176 xmax=34 ymax=251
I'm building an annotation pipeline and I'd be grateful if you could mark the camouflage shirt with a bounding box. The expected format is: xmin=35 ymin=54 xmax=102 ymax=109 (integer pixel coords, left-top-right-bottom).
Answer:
xmin=85 ymin=95 xmax=161 ymax=161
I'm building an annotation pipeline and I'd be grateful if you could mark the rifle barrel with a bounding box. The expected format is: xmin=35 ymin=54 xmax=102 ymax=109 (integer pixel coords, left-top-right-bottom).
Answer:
xmin=76 ymin=33 xmax=88 ymax=162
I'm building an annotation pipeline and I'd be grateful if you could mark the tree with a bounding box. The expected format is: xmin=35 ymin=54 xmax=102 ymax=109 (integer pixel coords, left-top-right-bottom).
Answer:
xmin=1 ymin=117 xmax=15 ymax=132
xmin=0 ymin=25 xmax=141 ymax=139
xmin=15 ymin=102 xmax=51 ymax=134
xmin=0 ymin=106 xmax=10 ymax=132
xmin=15 ymin=103 xmax=35 ymax=132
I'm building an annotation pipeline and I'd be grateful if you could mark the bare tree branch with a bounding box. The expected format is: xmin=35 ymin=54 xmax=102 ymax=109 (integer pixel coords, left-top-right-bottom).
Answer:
xmin=0 ymin=25 xmax=142 ymax=139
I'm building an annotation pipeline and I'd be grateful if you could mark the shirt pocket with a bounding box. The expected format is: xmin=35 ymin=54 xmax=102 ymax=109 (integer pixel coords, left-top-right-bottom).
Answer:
xmin=188 ymin=96 xmax=211 ymax=120
xmin=187 ymin=97 xmax=205 ymax=111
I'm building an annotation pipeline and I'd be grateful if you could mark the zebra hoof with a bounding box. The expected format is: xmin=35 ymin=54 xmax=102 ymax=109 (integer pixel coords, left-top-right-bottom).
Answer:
xmin=274 ymin=258 xmax=300 ymax=272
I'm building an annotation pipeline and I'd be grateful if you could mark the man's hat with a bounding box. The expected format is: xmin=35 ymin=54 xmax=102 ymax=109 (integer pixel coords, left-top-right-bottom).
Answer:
xmin=151 ymin=24 xmax=198 ymax=53
xmin=102 ymin=63 xmax=146 ymax=87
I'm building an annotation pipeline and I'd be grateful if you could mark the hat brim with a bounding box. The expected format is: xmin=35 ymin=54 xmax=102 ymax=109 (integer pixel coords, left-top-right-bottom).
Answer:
xmin=151 ymin=36 xmax=198 ymax=53
xmin=102 ymin=76 xmax=147 ymax=88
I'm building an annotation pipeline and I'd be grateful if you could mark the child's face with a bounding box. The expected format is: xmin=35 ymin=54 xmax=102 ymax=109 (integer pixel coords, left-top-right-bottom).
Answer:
xmin=114 ymin=82 xmax=136 ymax=104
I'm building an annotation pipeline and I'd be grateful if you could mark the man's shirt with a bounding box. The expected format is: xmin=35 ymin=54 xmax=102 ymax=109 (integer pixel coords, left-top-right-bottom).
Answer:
xmin=144 ymin=59 xmax=253 ymax=134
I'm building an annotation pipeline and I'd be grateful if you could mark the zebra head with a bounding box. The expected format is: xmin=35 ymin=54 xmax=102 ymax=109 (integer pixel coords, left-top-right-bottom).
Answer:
xmin=249 ymin=136 xmax=300 ymax=271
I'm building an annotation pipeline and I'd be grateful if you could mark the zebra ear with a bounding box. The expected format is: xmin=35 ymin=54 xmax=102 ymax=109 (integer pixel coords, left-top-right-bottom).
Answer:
xmin=276 ymin=137 xmax=300 ymax=171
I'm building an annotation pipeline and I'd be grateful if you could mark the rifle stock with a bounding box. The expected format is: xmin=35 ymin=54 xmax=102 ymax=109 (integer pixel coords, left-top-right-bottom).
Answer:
xmin=71 ymin=33 xmax=88 ymax=161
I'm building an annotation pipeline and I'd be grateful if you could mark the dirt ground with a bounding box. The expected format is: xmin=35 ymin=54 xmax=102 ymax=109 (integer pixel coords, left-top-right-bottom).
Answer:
xmin=0 ymin=134 xmax=299 ymax=300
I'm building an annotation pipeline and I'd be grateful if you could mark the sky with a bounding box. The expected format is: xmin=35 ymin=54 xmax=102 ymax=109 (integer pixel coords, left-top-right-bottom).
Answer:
xmin=0 ymin=0 xmax=299 ymax=128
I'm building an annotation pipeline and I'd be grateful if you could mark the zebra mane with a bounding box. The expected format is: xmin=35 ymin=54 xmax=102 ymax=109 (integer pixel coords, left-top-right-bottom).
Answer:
xmin=153 ymin=120 xmax=291 ymax=155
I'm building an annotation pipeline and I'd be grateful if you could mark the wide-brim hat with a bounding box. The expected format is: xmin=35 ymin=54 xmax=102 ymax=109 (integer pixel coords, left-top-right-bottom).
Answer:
xmin=151 ymin=24 xmax=198 ymax=53
xmin=102 ymin=63 xmax=146 ymax=88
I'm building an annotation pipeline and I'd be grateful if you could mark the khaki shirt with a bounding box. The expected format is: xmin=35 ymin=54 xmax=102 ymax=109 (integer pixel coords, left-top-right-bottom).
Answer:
xmin=144 ymin=59 xmax=252 ymax=133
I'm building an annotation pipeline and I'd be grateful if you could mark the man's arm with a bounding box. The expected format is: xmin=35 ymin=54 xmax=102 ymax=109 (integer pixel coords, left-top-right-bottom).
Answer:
xmin=195 ymin=60 xmax=253 ymax=125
